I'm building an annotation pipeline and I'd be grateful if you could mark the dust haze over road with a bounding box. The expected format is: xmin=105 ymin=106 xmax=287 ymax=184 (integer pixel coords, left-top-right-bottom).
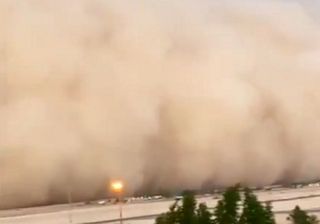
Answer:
xmin=1 ymin=0 xmax=320 ymax=208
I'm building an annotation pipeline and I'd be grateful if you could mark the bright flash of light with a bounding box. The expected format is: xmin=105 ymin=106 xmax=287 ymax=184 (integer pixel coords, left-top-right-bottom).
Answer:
xmin=111 ymin=181 xmax=123 ymax=193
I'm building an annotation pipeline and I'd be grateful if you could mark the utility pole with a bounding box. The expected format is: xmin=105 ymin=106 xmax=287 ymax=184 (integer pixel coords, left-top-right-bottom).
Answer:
xmin=67 ymin=186 xmax=73 ymax=224
xmin=110 ymin=181 xmax=124 ymax=224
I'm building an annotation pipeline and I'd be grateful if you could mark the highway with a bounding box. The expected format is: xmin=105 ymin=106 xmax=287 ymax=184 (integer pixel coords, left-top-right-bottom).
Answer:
xmin=1 ymin=187 xmax=320 ymax=224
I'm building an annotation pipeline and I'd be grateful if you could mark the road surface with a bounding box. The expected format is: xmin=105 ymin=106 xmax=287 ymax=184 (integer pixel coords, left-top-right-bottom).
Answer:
xmin=1 ymin=187 xmax=320 ymax=224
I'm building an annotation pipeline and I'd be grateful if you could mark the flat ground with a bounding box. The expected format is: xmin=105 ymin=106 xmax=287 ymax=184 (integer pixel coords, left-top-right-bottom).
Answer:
xmin=1 ymin=186 xmax=320 ymax=224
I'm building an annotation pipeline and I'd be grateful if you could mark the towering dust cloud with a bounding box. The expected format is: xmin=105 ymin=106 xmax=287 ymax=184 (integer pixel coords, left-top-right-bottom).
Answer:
xmin=1 ymin=0 xmax=320 ymax=208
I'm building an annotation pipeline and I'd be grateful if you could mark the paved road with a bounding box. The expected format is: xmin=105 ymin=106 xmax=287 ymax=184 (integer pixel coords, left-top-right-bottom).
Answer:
xmin=1 ymin=187 xmax=320 ymax=224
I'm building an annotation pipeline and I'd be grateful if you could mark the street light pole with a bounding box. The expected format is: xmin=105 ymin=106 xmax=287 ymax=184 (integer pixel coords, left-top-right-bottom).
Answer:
xmin=67 ymin=186 xmax=73 ymax=224
xmin=119 ymin=193 xmax=123 ymax=224
xmin=110 ymin=180 xmax=124 ymax=224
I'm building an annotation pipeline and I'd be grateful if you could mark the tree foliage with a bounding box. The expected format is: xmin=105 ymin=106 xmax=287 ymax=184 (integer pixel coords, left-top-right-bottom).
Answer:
xmin=155 ymin=190 xmax=211 ymax=224
xmin=197 ymin=203 xmax=213 ymax=224
xmin=156 ymin=201 xmax=180 ymax=224
xmin=287 ymin=206 xmax=319 ymax=224
xmin=239 ymin=188 xmax=275 ymax=224
xmin=213 ymin=185 xmax=241 ymax=224
xmin=155 ymin=186 xmax=319 ymax=224
xmin=181 ymin=191 xmax=197 ymax=224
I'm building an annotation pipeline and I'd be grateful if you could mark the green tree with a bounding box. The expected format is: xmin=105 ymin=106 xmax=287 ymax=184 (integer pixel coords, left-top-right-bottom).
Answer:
xmin=264 ymin=202 xmax=276 ymax=224
xmin=181 ymin=191 xmax=197 ymax=224
xmin=156 ymin=201 xmax=180 ymax=224
xmin=197 ymin=203 xmax=212 ymax=224
xmin=287 ymin=206 xmax=319 ymax=224
xmin=239 ymin=188 xmax=275 ymax=224
xmin=155 ymin=191 xmax=203 ymax=224
xmin=156 ymin=214 xmax=168 ymax=224
xmin=213 ymin=185 xmax=241 ymax=224
xmin=213 ymin=200 xmax=225 ymax=224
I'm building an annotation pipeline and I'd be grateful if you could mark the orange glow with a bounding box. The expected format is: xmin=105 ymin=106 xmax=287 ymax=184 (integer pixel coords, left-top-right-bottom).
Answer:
xmin=111 ymin=181 xmax=123 ymax=193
